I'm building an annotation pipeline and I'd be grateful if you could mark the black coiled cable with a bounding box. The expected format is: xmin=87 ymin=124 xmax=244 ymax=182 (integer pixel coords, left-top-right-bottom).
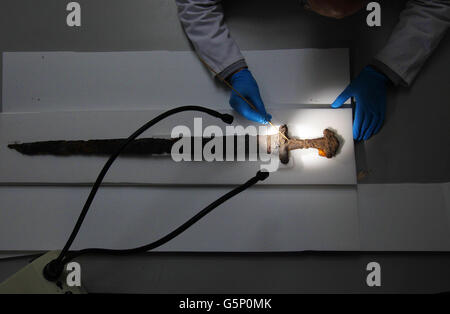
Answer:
xmin=43 ymin=106 xmax=269 ymax=281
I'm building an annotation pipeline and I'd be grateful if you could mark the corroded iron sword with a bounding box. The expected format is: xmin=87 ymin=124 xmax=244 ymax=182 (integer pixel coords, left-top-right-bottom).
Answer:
xmin=8 ymin=125 xmax=340 ymax=163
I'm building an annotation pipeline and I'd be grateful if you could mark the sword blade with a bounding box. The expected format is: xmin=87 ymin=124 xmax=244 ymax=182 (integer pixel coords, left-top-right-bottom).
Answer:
xmin=8 ymin=135 xmax=273 ymax=158
xmin=7 ymin=137 xmax=179 ymax=156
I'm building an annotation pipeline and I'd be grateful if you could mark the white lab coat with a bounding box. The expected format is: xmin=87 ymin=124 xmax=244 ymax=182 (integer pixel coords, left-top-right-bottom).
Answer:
xmin=175 ymin=0 xmax=449 ymax=86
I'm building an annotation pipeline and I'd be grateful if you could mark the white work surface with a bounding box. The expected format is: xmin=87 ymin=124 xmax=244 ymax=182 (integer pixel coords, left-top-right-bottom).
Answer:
xmin=0 ymin=186 xmax=359 ymax=251
xmin=1 ymin=49 xmax=449 ymax=252
xmin=2 ymin=49 xmax=350 ymax=112
xmin=2 ymin=183 xmax=450 ymax=252
xmin=1 ymin=49 xmax=360 ymax=252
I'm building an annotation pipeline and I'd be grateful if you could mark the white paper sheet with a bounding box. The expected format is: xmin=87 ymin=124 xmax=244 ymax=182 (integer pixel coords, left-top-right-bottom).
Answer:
xmin=2 ymin=49 xmax=350 ymax=113
xmin=0 ymin=185 xmax=360 ymax=252
xmin=0 ymin=108 xmax=356 ymax=185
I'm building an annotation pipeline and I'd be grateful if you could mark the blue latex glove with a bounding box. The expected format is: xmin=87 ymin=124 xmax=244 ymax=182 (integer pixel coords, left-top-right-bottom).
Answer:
xmin=331 ymin=66 xmax=388 ymax=141
xmin=229 ymin=69 xmax=272 ymax=124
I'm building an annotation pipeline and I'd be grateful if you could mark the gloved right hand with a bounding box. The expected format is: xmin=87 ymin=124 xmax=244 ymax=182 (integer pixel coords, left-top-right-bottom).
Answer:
xmin=229 ymin=68 xmax=272 ymax=124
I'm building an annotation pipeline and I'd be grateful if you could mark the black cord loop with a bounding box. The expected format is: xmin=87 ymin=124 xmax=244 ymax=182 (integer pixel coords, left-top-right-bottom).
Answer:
xmin=43 ymin=106 xmax=268 ymax=281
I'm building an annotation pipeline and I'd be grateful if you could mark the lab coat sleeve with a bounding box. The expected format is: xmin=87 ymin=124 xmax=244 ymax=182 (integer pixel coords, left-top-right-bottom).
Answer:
xmin=175 ymin=0 xmax=247 ymax=79
xmin=372 ymin=0 xmax=450 ymax=86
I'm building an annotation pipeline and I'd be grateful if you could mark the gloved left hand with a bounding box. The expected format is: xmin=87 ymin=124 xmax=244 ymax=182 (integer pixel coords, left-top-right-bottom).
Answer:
xmin=229 ymin=68 xmax=272 ymax=124
xmin=331 ymin=66 xmax=388 ymax=141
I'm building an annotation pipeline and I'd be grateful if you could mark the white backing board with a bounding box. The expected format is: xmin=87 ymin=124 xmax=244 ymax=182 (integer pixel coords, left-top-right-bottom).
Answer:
xmin=0 ymin=185 xmax=360 ymax=252
xmin=0 ymin=108 xmax=356 ymax=185
xmin=2 ymin=49 xmax=350 ymax=113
